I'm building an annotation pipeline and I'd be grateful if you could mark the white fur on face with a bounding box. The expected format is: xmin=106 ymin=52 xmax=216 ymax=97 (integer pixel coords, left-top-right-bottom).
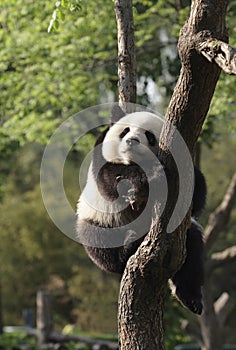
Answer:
xmin=102 ymin=112 xmax=163 ymax=164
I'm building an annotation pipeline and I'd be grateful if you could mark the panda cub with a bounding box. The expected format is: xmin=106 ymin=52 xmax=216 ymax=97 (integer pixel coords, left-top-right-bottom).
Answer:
xmin=76 ymin=106 xmax=206 ymax=315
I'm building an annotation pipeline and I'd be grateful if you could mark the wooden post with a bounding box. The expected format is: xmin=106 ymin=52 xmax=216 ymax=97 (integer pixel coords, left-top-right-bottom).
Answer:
xmin=37 ymin=290 xmax=53 ymax=346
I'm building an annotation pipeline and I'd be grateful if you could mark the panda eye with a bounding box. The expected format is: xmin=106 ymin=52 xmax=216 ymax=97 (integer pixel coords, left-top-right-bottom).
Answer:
xmin=119 ymin=127 xmax=130 ymax=139
xmin=145 ymin=131 xmax=156 ymax=146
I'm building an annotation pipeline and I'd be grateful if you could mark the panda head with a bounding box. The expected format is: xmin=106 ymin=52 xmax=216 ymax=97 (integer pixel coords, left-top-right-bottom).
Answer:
xmin=102 ymin=110 xmax=163 ymax=165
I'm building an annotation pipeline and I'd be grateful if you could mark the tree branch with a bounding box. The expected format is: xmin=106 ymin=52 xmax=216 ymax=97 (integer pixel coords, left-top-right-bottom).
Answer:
xmin=114 ymin=0 xmax=136 ymax=112
xmin=214 ymin=292 xmax=235 ymax=327
xmin=207 ymin=246 xmax=236 ymax=271
xmin=204 ymin=172 xmax=236 ymax=251
xmin=197 ymin=39 xmax=236 ymax=75
xmin=181 ymin=319 xmax=203 ymax=346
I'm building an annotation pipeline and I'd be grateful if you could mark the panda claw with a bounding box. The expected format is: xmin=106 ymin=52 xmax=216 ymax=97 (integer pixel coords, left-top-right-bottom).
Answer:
xmin=182 ymin=298 xmax=203 ymax=315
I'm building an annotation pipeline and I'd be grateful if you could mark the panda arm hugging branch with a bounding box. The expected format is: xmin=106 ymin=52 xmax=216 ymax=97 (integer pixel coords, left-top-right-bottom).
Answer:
xmin=76 ymin=107 xmax=206 ymax=315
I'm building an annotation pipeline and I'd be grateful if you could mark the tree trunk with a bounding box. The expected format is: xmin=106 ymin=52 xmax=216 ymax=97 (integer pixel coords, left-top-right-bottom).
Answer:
xmin=114 ymin=0 xmax=136 ymax=113
xmin=119 ymin=276 xmax=165 ymax=349
xmin=116 ymin=0 xmax=230 ymax=348
xmin=200 ymin=276 xmax=223 ymax=350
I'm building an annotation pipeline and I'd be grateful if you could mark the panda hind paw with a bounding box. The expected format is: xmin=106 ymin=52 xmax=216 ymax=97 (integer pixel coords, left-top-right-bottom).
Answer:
xmin=175 ymin=289 xmax=203 ymax=315
xmin=186 ymin=298 xmax=203 ymax=315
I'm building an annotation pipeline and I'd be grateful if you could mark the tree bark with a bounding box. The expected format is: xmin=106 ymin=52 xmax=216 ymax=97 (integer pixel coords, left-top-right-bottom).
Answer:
xmin=200 ymin=277 xmax=224 ymax=350
xmin=116 ymin=0 xmax=231 ymax=349
xmin=198 ymin=39 xmax=236 ymax=75
xmin=119 ymin=265 xmax=165 ymax=349
xmin=114 ymin=0 xmax=136 ymax=113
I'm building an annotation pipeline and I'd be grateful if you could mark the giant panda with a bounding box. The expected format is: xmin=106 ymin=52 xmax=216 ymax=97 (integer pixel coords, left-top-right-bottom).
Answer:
xmin=76 ymin=106 xmax=206 ymax=315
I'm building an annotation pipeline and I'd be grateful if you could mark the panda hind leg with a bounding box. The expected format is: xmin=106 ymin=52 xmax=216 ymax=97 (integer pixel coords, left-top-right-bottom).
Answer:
xmin=170 ymin=220 xmax=204 ymax=314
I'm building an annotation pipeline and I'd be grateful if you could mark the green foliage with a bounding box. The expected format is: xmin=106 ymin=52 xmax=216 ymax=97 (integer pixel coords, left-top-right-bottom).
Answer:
xmin=0 ymin=146 xmax=78 ymax=325
xmin=1 ymin=0 xmax=235 ymax=152
xmin=0 ymin=332 xmax=37 ymax=350
xmin=164 ymin=294 xmax=191 ymax=350
xmin=133 ymin=0 xmax=189 ymax=97
xmin=0 ymin=145 xmax=120 ymax=332
xmin=201 ymin=133 xmax=236 ymax=222
xmin=0 ymin=332 xmax=90 ymax=350
xmin=0 ymin=0 xmax=195 ymax=154
xmin=68 ymin=265 xmax=119 ymax=333
xmin=64 ymin=341 xmax=89 ymax=350
xmin=48 ymin=0 xmax=84 ymax=32
xmin=0 ymin=0 xmax=117 ymax=153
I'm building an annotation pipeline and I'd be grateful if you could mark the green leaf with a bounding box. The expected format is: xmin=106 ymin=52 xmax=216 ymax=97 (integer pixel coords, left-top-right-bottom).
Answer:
xmin=55 ymin=1 xmax=61 ymax=8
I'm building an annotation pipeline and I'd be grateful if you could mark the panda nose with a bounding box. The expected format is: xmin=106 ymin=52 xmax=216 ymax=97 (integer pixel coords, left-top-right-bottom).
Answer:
xmin=126 ymin=138 xmax=140 ymax=146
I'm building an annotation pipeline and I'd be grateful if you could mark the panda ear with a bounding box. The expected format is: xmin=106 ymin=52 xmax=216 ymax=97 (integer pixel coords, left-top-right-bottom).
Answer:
xmin=110 ymin=105 xmax=126 ymax=125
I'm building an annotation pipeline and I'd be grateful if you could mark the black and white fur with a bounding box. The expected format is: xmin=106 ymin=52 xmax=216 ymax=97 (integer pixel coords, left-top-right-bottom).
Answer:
xmin=76 ymin=107 xmax=206 ymax=314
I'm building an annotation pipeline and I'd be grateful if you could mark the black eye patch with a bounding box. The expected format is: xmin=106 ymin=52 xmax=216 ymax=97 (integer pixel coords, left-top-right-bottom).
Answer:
xmin=119 ymin=127 xmax=130 ymax=139
xmin=145 ymin=130 xmax=156 ymax=146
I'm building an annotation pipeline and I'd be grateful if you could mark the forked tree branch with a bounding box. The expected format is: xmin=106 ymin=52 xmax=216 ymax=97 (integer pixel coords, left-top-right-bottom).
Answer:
xmin=197 ymin=40 xmax=236 ymax=75
xmin=181 ymin=319 xmax=203 ymax=346
xmin=204 ymin=172 xmax=236 ymax=252
xmin=207 ymin=245 xmax=236 ymax=271
xmin=214 ymin=292 xmax=235 ymax=327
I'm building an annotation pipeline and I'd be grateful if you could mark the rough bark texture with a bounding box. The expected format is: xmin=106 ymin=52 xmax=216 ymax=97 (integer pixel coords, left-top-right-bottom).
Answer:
xmin=116 ymin=0 xmax=233 ymax=349
xmin=114 ymin=0 xmax=136 ymax=113
xmin=182 ymin=172 xmax=236 ymax=350
xmin=198 ymin=39 xmax=236 ymax=75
